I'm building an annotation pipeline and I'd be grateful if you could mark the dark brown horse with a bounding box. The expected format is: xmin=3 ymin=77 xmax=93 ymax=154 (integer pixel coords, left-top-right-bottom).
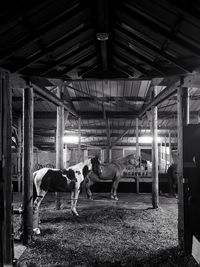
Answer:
xmin=167 ymin=163 xmax=177 ymax=197
xmin=85 ymin=154 xmax=139 ymax=200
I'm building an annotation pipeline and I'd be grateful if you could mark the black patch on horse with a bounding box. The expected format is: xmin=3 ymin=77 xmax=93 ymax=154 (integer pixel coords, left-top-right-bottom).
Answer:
xmin=62 ymin=168 xmax=76 ymax=181
xmin=40 ymin=169 xmax=75 ymax=192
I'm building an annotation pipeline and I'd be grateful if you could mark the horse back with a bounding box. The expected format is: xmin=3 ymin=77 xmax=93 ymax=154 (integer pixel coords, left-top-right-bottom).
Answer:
xmin=100 ymin=163 xmax=121 ymax=179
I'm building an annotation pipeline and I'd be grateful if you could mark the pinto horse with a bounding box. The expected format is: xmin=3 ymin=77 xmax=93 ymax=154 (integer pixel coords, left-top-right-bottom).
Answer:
xmin=33 ymin=156 xmax=101 ymax=219
xmin=85 ymin=154 xmax=139 ymax=200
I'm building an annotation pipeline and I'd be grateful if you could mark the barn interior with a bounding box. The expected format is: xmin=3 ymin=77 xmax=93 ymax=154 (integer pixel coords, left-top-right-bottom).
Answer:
xmin=1 ymin=0 xmax=200 ymax=266
xmin=6 ymin=0 xmax=200 ymax=175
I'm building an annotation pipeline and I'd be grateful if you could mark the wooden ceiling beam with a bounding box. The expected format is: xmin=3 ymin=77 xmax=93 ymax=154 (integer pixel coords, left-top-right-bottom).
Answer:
xmin=34 ymin=132 xmax=176 ymax=138
xmin=33 ymin=110 xmax=198 ymax=120
xmin=0 ymin=3 xmax=88 ymax=61
xmin=40 ymin=41 xmax=94 ymax=76
xmin=69 ymin=96 xmax=145 ymax=102
xmin=114 ymin=41 xmax=165 ymax=75
xmin=114 ymin=24 xmax=191 ymax=73
xmin=113 ymin=53 xmax=148 ymax=75
xmin=29 ymin=78 xmax=78 ymax=117
xmin=139 ymin=79 xmax=180 ymax=118
xmin=111 ymin=62 xmax=133 ymax=78
xmin=56 ymin=52 xmax=96 ymax=77
xmin=118 ymin=5 xmax=200 ymax=57
xmin=12 ymin=22 xmax=92 ymax=73
xmin=34 ymin=125 xmax=177 ymax=131
xmin=165 ymin=0 xmax=200 ymax=22
xmin=78 ymin=63 xmax=98 ymax=77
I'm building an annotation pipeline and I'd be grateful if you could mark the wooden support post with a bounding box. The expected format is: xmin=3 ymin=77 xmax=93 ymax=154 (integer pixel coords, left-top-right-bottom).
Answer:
xmin=63 ymin=110 xmax=69 ymax=169
xmin=63 ymin=144 xmax=68 ymax=169
xmin=151 ymin=87 xmax=159 ymax=209
xmin=165 ymin=136 xmax=167 ymax=172
xmin=169 ymin=131 xmax=172 ymax=164
xmin=0 ymin=71 xmax=3 ymax=267
xmin=109 ymin=149 xmax=112 ymax=163
xmin=106 ymin=118 xmax=111 ymax=163
xmin=84 ymin=149 xmax=88 ymax=161
xmin=177 ymin=86 xmax=190 ymax=251
xmin=22 ymin=85 xmax=34 ymax=245
xmin=136 ymin=118 xmax=140 ymax=193
xmin=100 ymin=149 xmax=104 ymax=163
xmin=1 ymin=71 xmax=13 ymax=265
xmin=55 ymin=86 xmax=64 ymax=210
xmin=78 ymin=117 xmax=81 ymax=162
xmin=17 ymin=116 xmax=22 ymax=192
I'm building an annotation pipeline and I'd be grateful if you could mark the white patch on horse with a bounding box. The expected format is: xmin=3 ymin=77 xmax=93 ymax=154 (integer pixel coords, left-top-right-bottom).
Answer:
xmin=33 ymin=157 xmax=101 ymax=233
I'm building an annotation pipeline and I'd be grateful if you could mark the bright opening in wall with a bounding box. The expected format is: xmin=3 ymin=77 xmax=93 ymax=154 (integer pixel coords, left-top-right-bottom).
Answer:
xmin=139 ymin=136 xmax=162 ymax=143
xmin=63 ymin=135 xmax=80 ymax=144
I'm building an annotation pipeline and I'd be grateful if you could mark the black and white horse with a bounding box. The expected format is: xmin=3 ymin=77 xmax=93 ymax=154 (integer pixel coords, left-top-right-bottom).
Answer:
xmin=33 ymin=156 xmax=101 ymax=232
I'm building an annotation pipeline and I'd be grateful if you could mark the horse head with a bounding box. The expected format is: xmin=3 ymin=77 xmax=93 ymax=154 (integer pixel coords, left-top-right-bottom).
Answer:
xmin=127 ymin=154 xmax=140 ymax=167
xmin=90 ymin=156 xmax=102 ymax=176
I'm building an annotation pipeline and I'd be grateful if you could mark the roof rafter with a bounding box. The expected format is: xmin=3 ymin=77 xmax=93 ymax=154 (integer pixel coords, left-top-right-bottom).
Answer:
xmin=118 ymin=4 xmax=200 ymax=57
xmin=0 ymin=2 xmax=88 ymax=61
xmin=12 ymin=22 xmax=92 ymax=73
xmin=114 ymin=24 xmax=191 ymax=73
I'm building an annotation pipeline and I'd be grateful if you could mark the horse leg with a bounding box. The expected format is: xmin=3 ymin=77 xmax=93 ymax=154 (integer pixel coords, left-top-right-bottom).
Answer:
xmin=111 ymin=176 xmax=120 ymax=201
xmin=33 ymin=190 xmax=46 ymax=235
xmin=85 ymin=179 xmax=95 ymax=200
xmin=71 ymin=188 xmax=80 ymax=216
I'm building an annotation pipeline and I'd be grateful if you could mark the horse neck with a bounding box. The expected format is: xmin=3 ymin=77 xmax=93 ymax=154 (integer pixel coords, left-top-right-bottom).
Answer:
xmin=77 ymin=158 xmax=91 ymax=169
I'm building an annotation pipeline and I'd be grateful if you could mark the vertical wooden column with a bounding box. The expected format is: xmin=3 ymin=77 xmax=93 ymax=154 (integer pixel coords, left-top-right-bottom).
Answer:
xmin=63 ymin=111 xmax=69 ymax=169
xmin=100 ymin=149 xmax=104 ymax=163
xmin=151 ymin=87 xmax=159 ymax=209
xmin=108 ymin=149 xmax=112 ymax=163
xmin=84 ymin=149 xmax=88 ymax=161
xmin=0 ymin=71 xmax=3 ymax=267
xmin=135 ymin=118 xmax=140 ymax=193
xmin=55 ymin=86 xmax=64 ymax=210
xmin=22 ymin=84 xmax=34 ymax=245
xmin=1 ymin=71 xmax=13 ymax=265
xmin=78 ymin=118 xmax=81 ymax=162
xmin=164 ymin=136 xmax=167 ymax=172
xmin=177 ymin=86 xmax=189 ymax=250
xmin=106 ymin=118 xmax=111 ymax=163
xmin=169 ymin=131 xmax=172 ymax=165
xmin=136 ymin=118 xmax=140 ymax=158
xmin=63 ymin=144 xmax=68 ymax=169
xmin=17 ymin=116 xmax=22 ymax=192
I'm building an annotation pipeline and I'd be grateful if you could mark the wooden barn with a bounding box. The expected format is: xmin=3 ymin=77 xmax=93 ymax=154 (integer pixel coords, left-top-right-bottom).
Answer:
xmin=1 ymin=0 xmax=200 ymax=266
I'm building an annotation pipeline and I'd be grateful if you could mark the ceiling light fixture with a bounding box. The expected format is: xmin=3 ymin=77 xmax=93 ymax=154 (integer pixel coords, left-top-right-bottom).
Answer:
xmin=96 ymin=32 xmax=109 ymax=41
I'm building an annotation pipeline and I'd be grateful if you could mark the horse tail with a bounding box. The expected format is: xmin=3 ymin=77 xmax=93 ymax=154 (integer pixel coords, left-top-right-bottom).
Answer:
xmin=33 ymin=171 xmax=37 ymax=202
xmin=80 ymin=166 xmax=89 ymax=195
xmin=80 ymin=174 xmax=88 ymax=195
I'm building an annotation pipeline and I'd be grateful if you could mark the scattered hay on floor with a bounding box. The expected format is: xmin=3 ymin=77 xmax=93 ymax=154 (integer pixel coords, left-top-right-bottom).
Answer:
xmin=15 ymin=205 xmax=198 ymax=267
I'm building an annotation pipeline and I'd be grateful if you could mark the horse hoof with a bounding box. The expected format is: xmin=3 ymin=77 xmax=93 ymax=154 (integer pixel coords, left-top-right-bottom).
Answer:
xmin=33 ymin=228 xmax=41 ymax=235
xmin=71 ymin=210 xmax=79 ymax=217
xmin=114 ymin=197 xmax=118 ymax=201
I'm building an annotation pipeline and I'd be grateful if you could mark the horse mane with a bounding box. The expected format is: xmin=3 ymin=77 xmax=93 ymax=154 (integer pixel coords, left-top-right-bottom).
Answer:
xmin=112 ymin=153 xmax=139 ymax=167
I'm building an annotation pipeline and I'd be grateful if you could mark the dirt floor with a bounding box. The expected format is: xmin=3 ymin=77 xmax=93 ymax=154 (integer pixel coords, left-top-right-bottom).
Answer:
xmin=13 ymin=192 xmax=199 ymax=267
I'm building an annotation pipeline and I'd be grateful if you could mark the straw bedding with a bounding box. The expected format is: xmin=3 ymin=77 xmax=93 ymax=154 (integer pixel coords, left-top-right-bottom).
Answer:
xmin=13 ymin=194 xmax=198 ymax=267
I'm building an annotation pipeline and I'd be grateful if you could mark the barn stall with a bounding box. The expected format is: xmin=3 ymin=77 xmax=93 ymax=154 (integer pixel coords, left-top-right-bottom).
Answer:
xmin=1 ymin=0 xmax=200 ymax=266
